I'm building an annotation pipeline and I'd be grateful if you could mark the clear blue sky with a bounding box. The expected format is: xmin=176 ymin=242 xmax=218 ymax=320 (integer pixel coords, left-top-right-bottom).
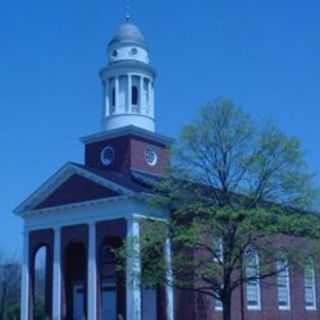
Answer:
xmin=1 ymin=0 xmax=320 ymax=257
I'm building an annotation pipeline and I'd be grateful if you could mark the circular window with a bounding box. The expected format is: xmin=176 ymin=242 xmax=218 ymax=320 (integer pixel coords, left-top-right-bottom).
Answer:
xmin=112 ymin=50 xmax=118 ymax=58
xmin=145 ymin=147 xmax=158 ymax=166
xmin=100 ymin=146 xmax=114 ymax=166
xmin=130 ymin=47 xmax=138 ymax=56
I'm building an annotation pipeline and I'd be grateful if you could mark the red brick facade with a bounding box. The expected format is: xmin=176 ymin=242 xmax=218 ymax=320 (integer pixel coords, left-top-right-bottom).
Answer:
xmin=84 ymin=133 xmax=169 ymax=176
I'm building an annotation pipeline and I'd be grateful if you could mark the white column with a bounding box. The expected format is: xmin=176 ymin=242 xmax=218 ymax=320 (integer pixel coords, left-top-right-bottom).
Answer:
xmin=128 ymin=74 xmax=132 ymax=112
xmin=103 ymin=80 xmax=109 ymax=117
xmin=115 ymin=77 xmax=119 ymax=113
xmin=150 ymin=81 xmax=155 ymax=118
xmin=53 ymin=227 xmax=62 ymax=320
xmin=147 ymin=79 xmax=152 ymax=115
xmin=126 ymin=217 xmax=142 ymax=320
xmin=88 ymin=222 xmax=97 ymax=320
xmin=20 ymin=229 xmax=30 ymax=320
xmin=165 ymin=238 xmax=174 ymax=320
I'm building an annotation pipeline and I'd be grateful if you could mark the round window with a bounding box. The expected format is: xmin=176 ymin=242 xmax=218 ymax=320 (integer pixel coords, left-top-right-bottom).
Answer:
xmin=100 ymin=146 xmax=114 ymax=166
xmin=145 ymin=147 xmax=158 ymax=166
xmin=112 ymin=50 xmax=118 ymax=58
xmin=130 ymin=47 xmax=138 ymax=56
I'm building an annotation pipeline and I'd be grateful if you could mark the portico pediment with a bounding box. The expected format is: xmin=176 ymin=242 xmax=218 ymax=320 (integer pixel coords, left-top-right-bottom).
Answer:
xmin=14 ymin=162 xmax=142 ymax=214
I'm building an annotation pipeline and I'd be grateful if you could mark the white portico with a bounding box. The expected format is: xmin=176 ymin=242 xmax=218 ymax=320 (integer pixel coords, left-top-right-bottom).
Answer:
xmin=15 ymin=17 xmax=174 ymax=320
xmin=17 ymin=178 xmax=172 ymax=320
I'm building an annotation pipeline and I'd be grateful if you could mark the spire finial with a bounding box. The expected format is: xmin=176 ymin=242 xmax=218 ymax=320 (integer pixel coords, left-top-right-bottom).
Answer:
xmin=125 ymin=0 xmax=131 ymax=22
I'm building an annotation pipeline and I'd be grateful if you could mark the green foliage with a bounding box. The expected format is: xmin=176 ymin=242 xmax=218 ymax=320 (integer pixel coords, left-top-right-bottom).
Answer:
xmin=4 ymin=304 xmax=20 ymax=320
xmin=120 ymin=99 xmax=320 ymax=320
xmin=34 ymin=303 xmax=46 ymax=320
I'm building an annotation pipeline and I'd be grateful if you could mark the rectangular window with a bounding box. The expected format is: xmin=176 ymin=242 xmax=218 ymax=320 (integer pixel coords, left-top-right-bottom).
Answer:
xmin=245 ymin=250 xmax=261 ymax=310
xmin=277 ymin=260 xmax=291 ymax=310
xmin=304 ymin=263 xmax=317 ymax=310
xmin=213 ymin=238 xmax=223 ymax=262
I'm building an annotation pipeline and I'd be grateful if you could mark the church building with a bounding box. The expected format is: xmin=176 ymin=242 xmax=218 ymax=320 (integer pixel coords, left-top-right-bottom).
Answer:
xmin=15 ymin=18 xmax=173 ymax=320
xmin=15 ymin=17 xmax=320 ymax=320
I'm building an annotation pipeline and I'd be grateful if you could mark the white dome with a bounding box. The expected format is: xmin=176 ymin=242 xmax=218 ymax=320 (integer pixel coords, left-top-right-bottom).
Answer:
xmin=109 ymin=22 xmax=146 ymax=48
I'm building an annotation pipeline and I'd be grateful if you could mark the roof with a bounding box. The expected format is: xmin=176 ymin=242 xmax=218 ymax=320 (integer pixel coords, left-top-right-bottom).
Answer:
xmin=109 ymin=22 xmax=146 ymax=48
xmin=70 ymin=163 xmax=152 ymax=193
xmin=14 ymin=162 xmax=159 ymax=215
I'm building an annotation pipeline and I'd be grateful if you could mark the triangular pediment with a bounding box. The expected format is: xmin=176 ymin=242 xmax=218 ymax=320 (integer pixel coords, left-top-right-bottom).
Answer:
xmin=14 ymin=162 xmax=135 ymax=214
xmin=35 ymin=174 xmax=120 ymax=210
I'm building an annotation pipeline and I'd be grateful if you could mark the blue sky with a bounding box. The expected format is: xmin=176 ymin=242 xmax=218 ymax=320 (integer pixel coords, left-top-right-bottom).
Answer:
xmin=1 ymin=0 xmax=320 ymax=257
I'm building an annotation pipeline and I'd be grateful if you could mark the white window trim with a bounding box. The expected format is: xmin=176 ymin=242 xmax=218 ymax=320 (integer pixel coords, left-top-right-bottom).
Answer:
xmin=245 ymin=250 xmax=262 ymax=311
xmin=277 ymin=260 xmax=291 ymax=311
xmin=304 ymin=262 xmax=317 ymax=311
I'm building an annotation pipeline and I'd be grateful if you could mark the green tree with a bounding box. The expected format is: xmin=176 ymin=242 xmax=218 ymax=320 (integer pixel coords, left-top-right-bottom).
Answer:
xmin=123 ymin=99 xmax=320 ymax=320
xmin=0 ymin=259 xmax=20 ymax=320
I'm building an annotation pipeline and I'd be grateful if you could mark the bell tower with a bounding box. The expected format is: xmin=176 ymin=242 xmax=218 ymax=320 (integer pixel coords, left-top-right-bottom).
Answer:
xmin=81 ymin=18 xmax=172 ymax=177
xmin=100 ymin=19 xmax=156 ymax=132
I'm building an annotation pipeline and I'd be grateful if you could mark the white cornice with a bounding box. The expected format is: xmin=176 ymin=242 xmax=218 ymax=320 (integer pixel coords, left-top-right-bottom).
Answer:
xmin=17 ymin=193 xmax=153 ymax=218
xmin=80 ymin=125 xmax=174 ymax=146
xmin=22 ymin=193 xmax=167 ymax=231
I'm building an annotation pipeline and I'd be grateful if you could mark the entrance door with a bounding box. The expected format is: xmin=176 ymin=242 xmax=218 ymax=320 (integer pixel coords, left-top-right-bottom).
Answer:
xmin=73 ymin=283 xmax=85 ymax=320
xmin=102 ymin=279 xmax=117 ymax=320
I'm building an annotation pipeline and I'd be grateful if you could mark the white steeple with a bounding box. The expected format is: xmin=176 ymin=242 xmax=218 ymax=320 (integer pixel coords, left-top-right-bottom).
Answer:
xmin=100 ymin=20 xmax=156 ymax=132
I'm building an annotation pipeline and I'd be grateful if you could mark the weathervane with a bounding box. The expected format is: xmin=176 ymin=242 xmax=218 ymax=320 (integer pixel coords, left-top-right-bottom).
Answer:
xmin=125 ymin=0 xmax=132 ymax=22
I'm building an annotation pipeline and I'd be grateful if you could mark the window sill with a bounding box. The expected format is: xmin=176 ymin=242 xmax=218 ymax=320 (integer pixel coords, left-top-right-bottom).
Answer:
xmin=247 ymin=306 xmax=261 ymax=311
xmin=278 ymin=306 xmax=291 ymax=311
xmin=306 ymin=306 xmax=317 ymax=311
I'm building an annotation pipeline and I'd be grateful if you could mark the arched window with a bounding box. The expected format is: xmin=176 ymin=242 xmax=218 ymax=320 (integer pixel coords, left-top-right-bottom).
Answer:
xmin=276 ymin=258 xmax=290 ymax=310
xmin=34 ymin=246 xmax=47 ymax=319
xmin=245 ymin=248 xmax=261 ymax=310
xmin=304 ymin=259 xmax=317 ymax=310
xmin=132 ymin=86 xmax=139 ymax=106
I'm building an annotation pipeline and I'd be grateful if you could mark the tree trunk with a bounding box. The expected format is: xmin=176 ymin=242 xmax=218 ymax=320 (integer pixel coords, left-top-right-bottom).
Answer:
xmin=222 ymin=293 xmax=232 ymax=320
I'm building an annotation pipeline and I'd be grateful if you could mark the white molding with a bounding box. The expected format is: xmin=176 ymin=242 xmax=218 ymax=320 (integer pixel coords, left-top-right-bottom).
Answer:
xmin=14 ymin=163 xmax=135 ymax=215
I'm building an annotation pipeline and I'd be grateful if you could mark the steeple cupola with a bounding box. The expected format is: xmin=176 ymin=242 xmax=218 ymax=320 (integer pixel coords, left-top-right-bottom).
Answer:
xmin=100 ymin=21 xmax=156 ymax=132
